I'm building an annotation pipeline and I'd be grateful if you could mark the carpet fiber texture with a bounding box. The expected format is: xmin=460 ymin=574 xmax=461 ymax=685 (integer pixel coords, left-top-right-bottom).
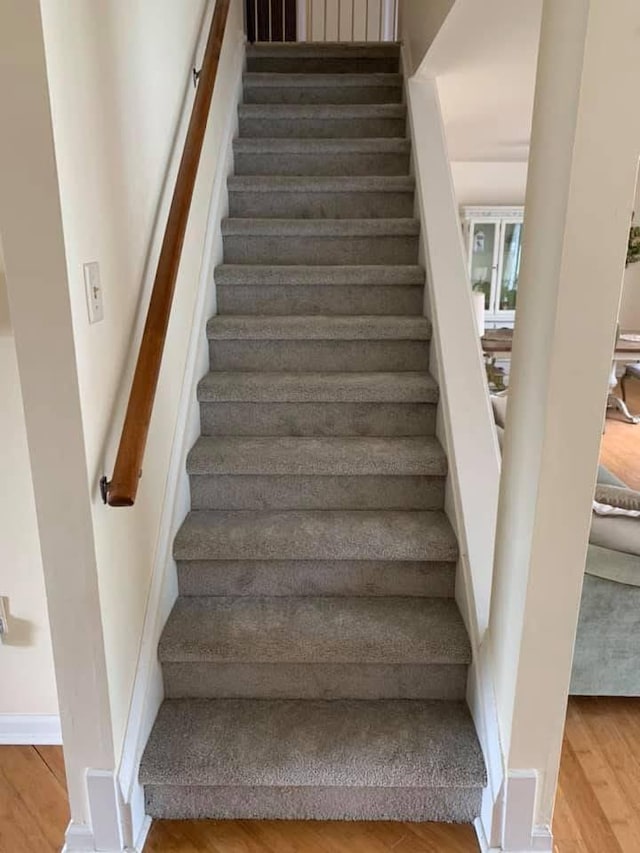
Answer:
xmin=140 ymin=40 xmax=486 ymax=825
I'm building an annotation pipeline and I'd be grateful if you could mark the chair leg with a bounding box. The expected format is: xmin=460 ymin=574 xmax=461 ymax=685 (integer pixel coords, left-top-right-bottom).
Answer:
xmin=621 ymin=373 xmax=628 ymax=403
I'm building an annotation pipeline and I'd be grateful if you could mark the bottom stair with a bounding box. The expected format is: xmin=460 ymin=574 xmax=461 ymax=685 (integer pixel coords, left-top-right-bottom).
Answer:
xmin=140 ymin=698 xmax=486 ymax=822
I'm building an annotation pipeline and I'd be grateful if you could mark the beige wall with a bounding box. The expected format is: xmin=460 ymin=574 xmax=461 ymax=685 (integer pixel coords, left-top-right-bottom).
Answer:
xmin=618 ymin=176 xmax=640 ymax=330
xmin=0 ymin=0 xmax=115 ymax=821
xmin=0 ymin=266 xmax=58 ymax=717
xmin=38 ymin=0 xmax=245 ymax=764
xmin=490 ymin=0 xmax=640 ymax=833
xmin=398 ymin=0 xmax=454 ymax=72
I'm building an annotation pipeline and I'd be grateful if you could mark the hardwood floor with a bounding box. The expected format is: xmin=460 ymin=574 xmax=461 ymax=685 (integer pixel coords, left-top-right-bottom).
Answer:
xmin=2 ymin=400 xmax=638 ymax=852
xmin=601 ymin=380 xmax=640 ymax=489
xmin=0 ymin=745 xmax=68 ymax=853
xmin=144 ymin=816 xmax=479 ymax=851
xmin=3 ymin=700 xmax=640 ymax=852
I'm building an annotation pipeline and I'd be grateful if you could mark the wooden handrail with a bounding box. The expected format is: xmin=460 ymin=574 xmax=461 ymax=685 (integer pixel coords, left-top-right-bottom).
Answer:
xmin=101 ymin=0 xmax=231 ymax=507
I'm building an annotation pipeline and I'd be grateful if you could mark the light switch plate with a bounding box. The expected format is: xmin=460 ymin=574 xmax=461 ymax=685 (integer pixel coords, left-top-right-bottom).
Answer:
xmin=0 ymin=596 xmax=8 ymax=638
xmin=84 ymin=261 xmax=104 ymax=323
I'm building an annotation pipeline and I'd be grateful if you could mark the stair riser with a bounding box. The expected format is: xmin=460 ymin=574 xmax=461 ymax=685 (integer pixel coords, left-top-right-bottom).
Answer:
xmin=209 ymin=340 xmax=429 ymax=372
xmin=245 ymin=57 xmax=400 ymax=74
xmin=217 ymin=284 xmax=423 ymax=315
xmin=234 ymin=150 xmax=410 ymax=176
xmin=228 ymin=190 xmax=414 ymax=219
xmin=177 ymin=559 xmax=455 ymax=597
xmin=199 ymin=401 xmax=437 ymax=436
xmin=189 ymin=475 xmax=444 ymax=511
xmin=239 ymin=115 xmax=405 ymax=138
xmin=243 ymin=85 xmax=403 ymax=105
xmin=145 ymin=784 xmax=482 ymax=822
xmin=162 ymin=663 xmax=467 ymax=701
xmin=222 ymin=234 xmax=419 ymax=265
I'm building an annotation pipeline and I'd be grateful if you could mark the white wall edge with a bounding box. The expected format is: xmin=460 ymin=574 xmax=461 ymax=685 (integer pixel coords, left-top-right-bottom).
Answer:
xmin=116 ymin=21 xmax=245 ymax=849
xmin=401 ymin=43 xmax=505 ymax=847
xmin=0 ymin=713 xmax=62 ymax=744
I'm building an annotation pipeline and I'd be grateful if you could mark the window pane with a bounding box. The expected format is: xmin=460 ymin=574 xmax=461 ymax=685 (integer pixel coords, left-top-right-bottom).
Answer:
xmin=499 ymin=223 xmax=522 ymax=311
xmin=470 ymin=223 xmax=496 ymax=309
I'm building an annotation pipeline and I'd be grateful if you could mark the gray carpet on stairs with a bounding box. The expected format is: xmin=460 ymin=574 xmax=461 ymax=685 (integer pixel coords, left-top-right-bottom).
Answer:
xmin=140 ymin=40 xmax=486 ymax=826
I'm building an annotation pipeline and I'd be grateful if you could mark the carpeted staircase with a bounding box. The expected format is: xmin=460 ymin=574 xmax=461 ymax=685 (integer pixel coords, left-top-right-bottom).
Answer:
xmin=140 ymin=41 xmax=486 ymax=824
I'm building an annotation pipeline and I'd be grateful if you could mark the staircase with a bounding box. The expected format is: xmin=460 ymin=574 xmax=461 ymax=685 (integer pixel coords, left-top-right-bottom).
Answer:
xmin=140 ymin=41 xmax=486 ymax=824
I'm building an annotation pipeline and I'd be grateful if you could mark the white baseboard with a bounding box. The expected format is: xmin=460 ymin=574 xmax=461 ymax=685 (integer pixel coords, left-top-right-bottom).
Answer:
xmin=62 ymin=822 xmax=95 ymax=853
xmin=116 ymin=21 xmax=245 ymax=850
xmin=0 ymin=714 xmax=62 ymax=744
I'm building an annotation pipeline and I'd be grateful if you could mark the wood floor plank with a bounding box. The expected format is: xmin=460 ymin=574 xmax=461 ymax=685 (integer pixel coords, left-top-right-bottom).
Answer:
xmin=563 ymin=700 xmax=640 ymax=852
xmin=555 ymin=703 xmax=625 ymax=853
xmin=600 ymin=382 xmax=640 ymax=489
xmin=404 ymin=821 xmax=479 ymax=852
xmin=0 ymin=762 xmax=59 ymax=853
xmin=242 ymin=819 xmax=330 ymax=853
xmin=34 ymin=745 xmax=67 ymax=791
xmin=0 ymin=747 xmax=68 ymax=852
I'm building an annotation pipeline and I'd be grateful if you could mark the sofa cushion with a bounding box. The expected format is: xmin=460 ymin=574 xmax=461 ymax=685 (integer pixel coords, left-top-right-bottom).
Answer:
xmin=594 ymin=484 xmax=640 ymax=515
xmin=590 ymin=513 xmax=640 ymax=558
xmin=585 ymin=543 xmax=640 ymax=588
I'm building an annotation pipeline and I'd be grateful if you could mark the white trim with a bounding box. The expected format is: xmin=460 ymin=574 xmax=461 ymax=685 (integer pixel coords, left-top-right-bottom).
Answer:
xmin=63 ymin=770 xmax=130 ymax=852
xmin=62 ymin=822 xmax=95 ymax=853
xmin=134 ymin=815 xmax=152 ymax=853
xmin=116 ymin=24 xmax=245 ymax=849
xmin=502 ymin=771 xmax=537 ymax=852
xmin=382 ymin=0 xmax=397 ymax=41
xmin=461 ymin=205 xmax=524 ymax=221
xmin=296 ymin=0 xmax=307 ymax=41
xmin=502 ymin=773 xmax=554 ymax=852
xmin=87 ymin=770 xmax=125 ymax=852
xmin=0 ymin=714 xmax=62 ymax=744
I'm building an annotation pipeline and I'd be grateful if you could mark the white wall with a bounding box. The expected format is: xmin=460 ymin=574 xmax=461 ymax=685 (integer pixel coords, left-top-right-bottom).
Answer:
xmin=451 ymin=161 xmax=528 ymax=206
xmin=0 ymin=264 xmax=58 ymax=718
xmin=412 ymin=0 xmax=540 ymax=213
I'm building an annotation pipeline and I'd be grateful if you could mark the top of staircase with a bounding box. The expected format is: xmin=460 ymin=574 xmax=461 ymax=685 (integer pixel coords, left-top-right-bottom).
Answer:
xmin=247 ymin=42 xmax=401 ymax=58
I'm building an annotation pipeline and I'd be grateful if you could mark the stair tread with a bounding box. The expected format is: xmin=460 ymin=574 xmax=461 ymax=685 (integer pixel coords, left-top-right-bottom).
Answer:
xmin=198 ymin=371 xmax=438 ymax=402
xmin=233 ymin=137 xmax=411 ymax=153
xmin=207 ymin=314 xmax=430 ymax=340
xmin=159 ymin=596 xmax=470 ymax=664
xmin=215 ymin=264 xmax=425 ymax=285
xmin=244 ymin=72 xmax=402 ymax=87
xmin=187 ymin=435 xmax=446 ymax=476
xmin=174 ymin=510 xmax=458 ymax=562
xmin=227 ymin=175 xmax=414 ymax=192
xmin=240 ymin=102 xmax=404 ymax=116
xmin=247 ymin=42 xmax=401 ymax=58
xmin=139 ymin=698 xmax=486 ymax=788
xmin=221 ymin=218 xmax=419 ymax=236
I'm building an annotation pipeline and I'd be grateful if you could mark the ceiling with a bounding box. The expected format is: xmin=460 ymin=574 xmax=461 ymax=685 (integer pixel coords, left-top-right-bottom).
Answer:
xmin=420 ymin=0 xmax=543 ymax=163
